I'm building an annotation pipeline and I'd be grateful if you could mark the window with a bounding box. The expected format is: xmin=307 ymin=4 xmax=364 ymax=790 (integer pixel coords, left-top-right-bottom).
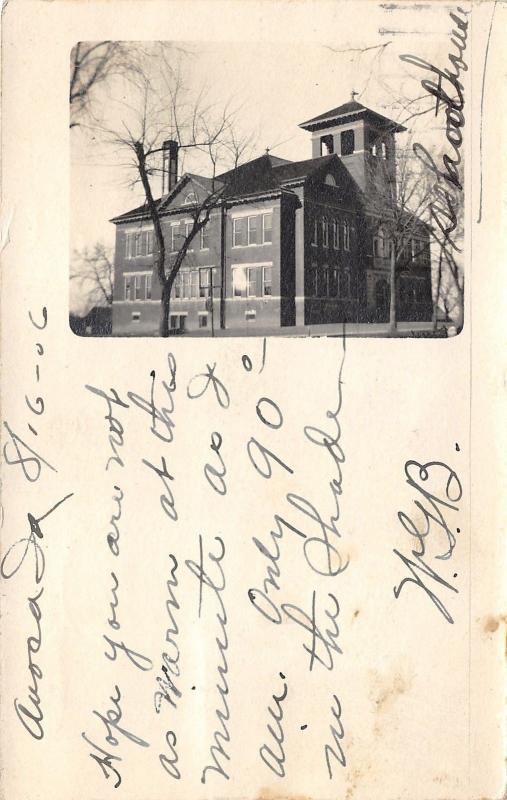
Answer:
xmin=232 ymin=265 xmax=269 ymax=298
xmin=311 ymin=218 xmax=318 ymax=246
xmin=199 ymin=314 xmax=208 ymax=328
xmin=321 ymin=265 xmax=329 ymax=297
xmin=333 ymin=220 xmax=339 ymax=249
xmin=171 ymin=268 xmax=208 ymax=300
xmin=185 ymin=221 xmax=195 ymax=250
xmin=170 ymin=314 xmax=186 ymax=331
xmin=320 ymin=134 xmax=334 ymax=155
xmin=145 ymin=274 xmax=152 ymax=300
xmin=233 ymin=217 xmax=247 ymax=247
xmin=263 ymin=213 xmax=273 ymax=243
xmin=381 ymin=141 xmax=387 ymax=159
xmin=343 ymin=219 xmax=350 ymax=251
xmin=325 ymin=173 xmax=337 ymax=186
xmin=200 ymin=223 xmax=210 ymax=250
xmin=190 ymin=269 xmax=199 ymax=298
xmin=124 ymin=276 xmax=132 ymax=300
xmin=308 ymin=265 xmax=318 ymax=297
xmin=132 ymin=311 xmax=141 ymax=322
xmin=233 ymin=266 xmax=247 ymax=297
xmin=247 ymin=268 xmax=258 ymax=297
xmin=248 ymin=216 xmax=259 ymax=246
xmin=199 ymin=268 xmax=211 ymax=298
xmin=322 ymin=218 xmax=329 ymax=248
xmin=263 ymin=266 xmax=272 ymax=296
xmin=374 ymin=228 xmax=393 ymax=259
xmin=329 ymin=267 xmax=338 ymax=297
xmin=134 ymin=275 xmax=142 ymax=300
xmin=339 ymin=270 xmax=351 ymax=298
xmin=125 ymin=230 xmax=154 ymax=258
xmin=145 ymin=231 xmax=154 ymax=255
xmin=126 ymin=234 xmax=135 ymax=259
xmin=341 ymin=129 xmax=355 ymax=156
xmin=171 ymin=225 xmax=180 ymax=253
xmin=233 ymin=213 xmax=272 ymax=247
xmin=184 ymin=192 xmax=198 ymax=205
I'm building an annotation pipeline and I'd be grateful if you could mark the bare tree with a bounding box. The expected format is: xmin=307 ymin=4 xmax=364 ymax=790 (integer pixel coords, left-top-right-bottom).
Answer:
xmin=70 ymin=242 xmax=114 ymax=312
xmin=98 ymin=46 xmax=253 ymax=336
xmin=70 ymin=42 xmax=124 ymax=129
xmin=367 ymin=142 xmax=433 ymax=332
xmin=432 ymin=222 xmax=464 ymax=332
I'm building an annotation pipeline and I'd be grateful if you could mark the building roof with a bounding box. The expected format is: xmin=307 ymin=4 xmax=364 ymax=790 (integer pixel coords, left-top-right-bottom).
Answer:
xmin=110 ymin=173 xmax=222 ymax=223
xmin=217 ymin=152 xmax=353 ymax=200
xmin=299 ymin=100 xmax=406 ymax=133
xmin=111 ymin=151 xmax=361 ymax=223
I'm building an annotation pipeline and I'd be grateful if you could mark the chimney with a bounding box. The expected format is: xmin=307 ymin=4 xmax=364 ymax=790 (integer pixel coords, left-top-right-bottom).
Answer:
xmin=162 ymin=139 xmax=178 ymax=195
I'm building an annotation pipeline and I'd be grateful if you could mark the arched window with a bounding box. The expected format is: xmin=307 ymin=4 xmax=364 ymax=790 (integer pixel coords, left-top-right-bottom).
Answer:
xmin=325 ymin=173 xmax=337 ymax=186
xmin=184 ymin=191 xmax=198 ymax=205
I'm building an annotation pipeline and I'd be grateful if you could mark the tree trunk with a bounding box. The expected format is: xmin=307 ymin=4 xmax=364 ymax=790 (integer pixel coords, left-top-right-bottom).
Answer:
xmin=388 ymin=247 xmax=397 ymax=334
xmin=159 ymin=283 xmax=171 ymax=337
xmin=454 ymin=287 xmax=464 ymax=333
xmin=432 ymin=249 xmax=444 ymax=331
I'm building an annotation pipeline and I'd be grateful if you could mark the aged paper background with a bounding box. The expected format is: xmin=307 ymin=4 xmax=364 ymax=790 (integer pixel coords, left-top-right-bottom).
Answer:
xmin=1 ymin=1 xmax=506 ymax=799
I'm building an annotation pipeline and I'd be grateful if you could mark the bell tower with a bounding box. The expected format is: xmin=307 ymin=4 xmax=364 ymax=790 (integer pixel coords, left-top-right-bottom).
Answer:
xmin=299 ymin=96 xmax=406 ymax=200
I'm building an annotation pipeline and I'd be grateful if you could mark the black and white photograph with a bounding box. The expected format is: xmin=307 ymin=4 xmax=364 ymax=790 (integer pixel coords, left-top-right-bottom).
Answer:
xmin=70 ymin=13 xmax=465 ymax=338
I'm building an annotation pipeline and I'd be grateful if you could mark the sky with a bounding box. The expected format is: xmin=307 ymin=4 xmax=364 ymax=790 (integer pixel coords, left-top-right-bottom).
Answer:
xmin=70 ymin=4 xmax=458 ymax=260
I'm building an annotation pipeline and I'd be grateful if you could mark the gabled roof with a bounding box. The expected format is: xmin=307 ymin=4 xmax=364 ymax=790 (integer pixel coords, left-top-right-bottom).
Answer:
xmin=110 ymin=172 xmax=222 ymax=223
xmin=299 ymin=100 xmax=406 ymax=133
xmin=111 ymin=151 xmax=363 ymax=223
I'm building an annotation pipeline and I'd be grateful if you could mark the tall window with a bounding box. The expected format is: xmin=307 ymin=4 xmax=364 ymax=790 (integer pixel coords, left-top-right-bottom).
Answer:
xmin=145 ymin=274 xmax=152 ymax=300
xmin=308 ymin=264 xmax=318 ymax=297
xmin=333 ymin=219 xmax=339 ymax=249
xmin=263 ymin=266 xmax=272 ymax=296
xmin=311 ymin=218 xmax=318 ymax=246
xmin=322 ymin=218 xmax=329 ymax=248
xmin=233 ymin=217 xmax=247 ymax=247
xmin=339 ymin=271 xmax=351 ymax=298
xmin=201 ymin=223 xmax=210 ymax=250
xmin=134 ymin=275 xmax=142 ymax=300
xmin=320 ymin=134 xmax=334 ymax=155
xmin=185 ymin=221 xmax=195 ymax=250
xmin=343 ymin=219 xmax=350 ymax=251
xmin=340 ymin=129 xmax=355 ymax=156
xmin=248 ymin=216 xmax=258 ymax=245
xmin=190 ymin=269 xmax=199 ymax=298
xmin=199 ymin=268 xmax=211 ymax=298
xmin=124 ymin=276 xmax=132 ymax=300
xmin=171 ymin=225 xmax=180 ymax=253
xmin=263 ymin=213 xmax=273 ymax=243
xmin=328 ymin=267 xmax=338 ymax=297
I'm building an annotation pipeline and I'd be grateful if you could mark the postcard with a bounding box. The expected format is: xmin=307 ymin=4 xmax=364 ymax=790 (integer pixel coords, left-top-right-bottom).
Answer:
xmin=1 ymin=1 xmax=505 ymax=798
